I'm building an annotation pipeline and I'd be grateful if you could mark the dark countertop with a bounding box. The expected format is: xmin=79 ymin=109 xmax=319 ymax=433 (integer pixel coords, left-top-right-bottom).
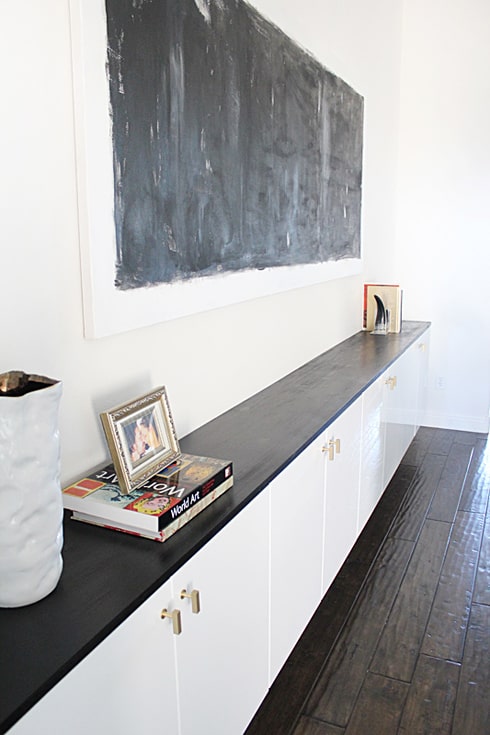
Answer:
xmin=0 ymin=321 xmax=430 ymax=733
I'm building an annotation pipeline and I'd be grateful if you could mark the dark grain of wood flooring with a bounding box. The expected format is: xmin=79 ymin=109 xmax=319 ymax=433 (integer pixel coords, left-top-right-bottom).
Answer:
xmin=245 ymin=427 xmax=490 ymax=735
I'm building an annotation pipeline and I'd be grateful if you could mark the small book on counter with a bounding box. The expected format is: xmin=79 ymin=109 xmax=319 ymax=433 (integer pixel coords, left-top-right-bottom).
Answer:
xmin=62 ymin=453 xmax=233 ymax=543
xmin=363 ymin=283 xmax=403 ymax=333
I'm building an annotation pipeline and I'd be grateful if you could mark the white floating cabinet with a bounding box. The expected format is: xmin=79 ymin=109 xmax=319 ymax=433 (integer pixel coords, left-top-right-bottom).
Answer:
xmin=8 ymin=326 xmax=431 ymax=735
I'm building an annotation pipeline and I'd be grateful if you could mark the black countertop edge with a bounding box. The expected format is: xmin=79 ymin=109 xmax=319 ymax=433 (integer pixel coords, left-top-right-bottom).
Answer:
xmin=0 ymin=321 xmax=430 ymax=733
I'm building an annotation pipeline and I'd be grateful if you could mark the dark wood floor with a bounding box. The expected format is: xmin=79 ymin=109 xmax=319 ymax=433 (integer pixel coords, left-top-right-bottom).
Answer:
xmin=246 ymin=427 xmax=490 ymax=735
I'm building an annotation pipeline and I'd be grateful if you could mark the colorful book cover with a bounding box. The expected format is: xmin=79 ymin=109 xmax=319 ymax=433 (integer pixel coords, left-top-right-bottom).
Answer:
xmin=63 ymin=453 xmax=233 ymax=534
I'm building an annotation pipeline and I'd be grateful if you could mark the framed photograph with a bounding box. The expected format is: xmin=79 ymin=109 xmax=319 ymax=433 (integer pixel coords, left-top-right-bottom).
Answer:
xmin=100 ymin=386 xmax=180 ymax=494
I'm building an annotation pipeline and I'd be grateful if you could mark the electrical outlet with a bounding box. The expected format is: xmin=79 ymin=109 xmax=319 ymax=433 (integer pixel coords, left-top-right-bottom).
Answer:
xmin=436 ymin=376 xmax=445 ymax=390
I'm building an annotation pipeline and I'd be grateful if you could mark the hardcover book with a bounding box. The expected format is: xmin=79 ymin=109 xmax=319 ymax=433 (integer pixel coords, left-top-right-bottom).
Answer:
xmin=62 ymin=453 xmax=233 ymax=542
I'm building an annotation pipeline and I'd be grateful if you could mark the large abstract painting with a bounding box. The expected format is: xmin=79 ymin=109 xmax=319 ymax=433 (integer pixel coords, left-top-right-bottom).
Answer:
xmin=70 ymin=0 xmax=363 ymax=337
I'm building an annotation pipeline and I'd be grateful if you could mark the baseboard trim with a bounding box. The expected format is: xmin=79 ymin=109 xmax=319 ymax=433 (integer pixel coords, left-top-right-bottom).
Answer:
xmin=422 ymin=411 xmax=489 ymax=434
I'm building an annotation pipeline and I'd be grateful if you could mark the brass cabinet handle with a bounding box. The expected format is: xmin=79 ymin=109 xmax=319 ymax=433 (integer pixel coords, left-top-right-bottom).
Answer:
xmin=180 ymin=588 xmax=201 ymax=614
xmin=385 ymin=376 xmax=397 ymax=390
xmin=161 ymin=608 xmax=182 ymax=635
xmin=322 ymin=438 xmax=341 ymax=461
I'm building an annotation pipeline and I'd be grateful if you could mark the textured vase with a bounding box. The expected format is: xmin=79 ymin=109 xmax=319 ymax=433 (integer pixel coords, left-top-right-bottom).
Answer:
xmin=0 ymin=372 xmax=64 ymax=607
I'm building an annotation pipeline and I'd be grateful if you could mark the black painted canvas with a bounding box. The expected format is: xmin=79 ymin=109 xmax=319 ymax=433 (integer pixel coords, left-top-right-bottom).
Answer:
xmin=105 ymin=0 xmax=363 ymax=289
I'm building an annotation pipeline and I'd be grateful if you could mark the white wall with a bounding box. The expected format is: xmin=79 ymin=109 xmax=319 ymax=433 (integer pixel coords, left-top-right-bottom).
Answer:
xmin=1 ymin=0 xmax=405 ymax=484
xmin=394 ymin=0 xmax=490 ymax=432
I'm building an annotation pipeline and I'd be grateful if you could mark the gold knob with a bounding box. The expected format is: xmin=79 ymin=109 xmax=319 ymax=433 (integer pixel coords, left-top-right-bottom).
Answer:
xmin=161 ymin=608 xmax=182 ymax=635
xmin=180 ymin=588 xmax=201 ymax=614
xmin=385 ymin=376 xmax=397 ymax=390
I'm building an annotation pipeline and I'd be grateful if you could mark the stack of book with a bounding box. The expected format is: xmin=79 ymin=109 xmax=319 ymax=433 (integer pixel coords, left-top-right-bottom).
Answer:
xmin=62 ymin=453 xmax=233 ymax=543
xmin=363 ymin=283 xmax=403 ymax=333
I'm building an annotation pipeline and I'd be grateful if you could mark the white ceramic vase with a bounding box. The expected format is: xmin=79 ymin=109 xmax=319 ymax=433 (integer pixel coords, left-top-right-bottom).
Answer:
xmin=0 ymin=372 xmax=64 ymax=607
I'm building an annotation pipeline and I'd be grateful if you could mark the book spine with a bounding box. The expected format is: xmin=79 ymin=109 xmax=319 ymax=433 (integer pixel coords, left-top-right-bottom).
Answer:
xmin=157 ymin=463 xmax=232 ymax=531
xmin=158 ymin=476 xmax=233 ymax=539
xmin=363 ymin=284 xmax=369 ymax=329
xmin=72 ymin=476 xmax=233 ymax=543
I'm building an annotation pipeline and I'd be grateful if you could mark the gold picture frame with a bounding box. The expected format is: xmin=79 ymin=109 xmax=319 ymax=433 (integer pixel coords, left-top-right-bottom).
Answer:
xmin=100 ymin=386 xmax=180 ymax=494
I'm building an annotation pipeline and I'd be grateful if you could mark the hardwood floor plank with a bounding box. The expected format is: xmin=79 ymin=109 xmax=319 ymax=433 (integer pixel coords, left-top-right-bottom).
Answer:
xmin=427 ymin=429 xmax=456 ymax=456
xmin=349 ymin=463 xmax=416 ymax=566
xmin=370 ymin=519 xmax=450 ymax=682
xmin=458 ymin=437 xmax=490 ymax=514
xmin=343 ymin=673 xmax=409 ymax=735
xmin=426 ymin=443 xmax=473 ymax=523
xmin=452 ymin=430 xmax=486 ymax=446
xmin=389 ymin=453 xmax=446 ymax=541
xmin=305 ymin=538 xmax=413 ymax=727
xmin=292 ymin=716 xmax=344 ymax=735
xmin=474 ymin=514 xmax=490 ymax=606
xmin=452 ymin=603 xmax=490 ymax=735
xmin=398 ymin=655 xmax=460 ymax=735
xmin=421 ymin=511 xmax=484 ymax=661
xmin=402 ymin=427 xmax=436 ymax=466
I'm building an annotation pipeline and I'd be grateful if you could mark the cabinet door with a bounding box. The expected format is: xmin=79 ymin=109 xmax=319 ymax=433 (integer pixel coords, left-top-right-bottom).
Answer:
xmin=322 ymin=399 xmax=362 ymax=593
xmin=171 ymin=489 xmax=269 ymax=735
xmin=382 ymin=343 xmax=419 ymax=487
xmin=269 ymin=437 xmax=326 ymax=682
xmin=358 ymin=375 xmax=385 ymax=532
xmin=415 ymin=332 xmax=430 ymax=430
xmin=9 ymin=580 xmax=179 ymax=735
